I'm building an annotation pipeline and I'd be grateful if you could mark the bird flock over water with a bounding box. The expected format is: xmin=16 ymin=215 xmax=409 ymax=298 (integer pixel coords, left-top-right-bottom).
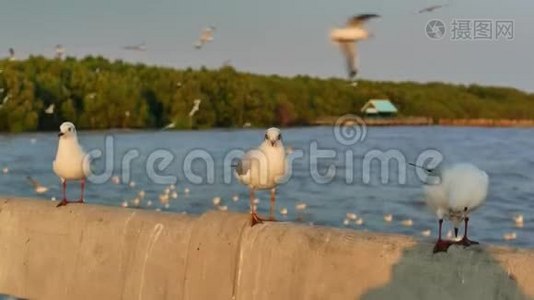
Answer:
xmin=3 ymin=2 xmax=450 ymax=85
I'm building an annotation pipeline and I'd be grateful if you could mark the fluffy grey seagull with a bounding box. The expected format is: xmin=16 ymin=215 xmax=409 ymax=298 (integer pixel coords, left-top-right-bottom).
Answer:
xmin=235 ymin=128 xmax=286 ymax=226
xmin=53 ymin=122 xmax=91 ymax=207
xmin=330 ymin=14 xmax=379 ymax=80
xmin=194 ymin=26 xmax=216 ymax=49
xmin=412 ymin=162 xmax=489 ymax=253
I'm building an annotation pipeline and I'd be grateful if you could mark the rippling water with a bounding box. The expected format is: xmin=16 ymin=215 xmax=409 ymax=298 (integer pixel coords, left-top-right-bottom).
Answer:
xmin=0 ymin=126 xmax=533 ymax=248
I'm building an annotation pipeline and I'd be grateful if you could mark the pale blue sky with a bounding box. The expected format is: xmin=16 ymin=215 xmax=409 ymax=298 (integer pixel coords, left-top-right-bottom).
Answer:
xmin=1 ymin=0 xmax=533 ymax=91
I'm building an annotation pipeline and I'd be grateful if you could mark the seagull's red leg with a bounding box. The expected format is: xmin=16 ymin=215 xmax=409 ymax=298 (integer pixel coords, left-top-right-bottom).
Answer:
xmin=268 ymin=188 xmax=277 ymax=221
xmin=56 ymin=180 xmax=69 ymax=207
xmin=249 ymin=189 xmax=263 ymax=226
xmin=76 ymin=179 xmax=85 ymax=204
xmin=433 ymin=219 xmax=453 ymax=253
xmin=457 ymin=217 xmax=479 ymax=246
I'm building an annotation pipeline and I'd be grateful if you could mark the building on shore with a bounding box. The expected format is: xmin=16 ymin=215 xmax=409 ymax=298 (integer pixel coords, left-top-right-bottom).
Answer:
xmin=361 ymin=99 xmax=398 ymax=117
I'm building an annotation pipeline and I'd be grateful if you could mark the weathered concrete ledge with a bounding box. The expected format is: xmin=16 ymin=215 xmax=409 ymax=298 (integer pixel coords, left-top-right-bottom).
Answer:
xmin=0 ymin=198 xmax=532 ymax=300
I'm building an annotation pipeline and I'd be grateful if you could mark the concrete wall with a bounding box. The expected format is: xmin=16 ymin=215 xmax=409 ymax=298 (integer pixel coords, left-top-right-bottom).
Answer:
xmin=0 ymin=198 xmax=532 ymax=300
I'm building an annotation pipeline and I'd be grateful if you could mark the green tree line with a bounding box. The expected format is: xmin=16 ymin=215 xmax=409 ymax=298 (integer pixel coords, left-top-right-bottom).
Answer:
xmin=0 ymin=56 xmax=533 ymax=132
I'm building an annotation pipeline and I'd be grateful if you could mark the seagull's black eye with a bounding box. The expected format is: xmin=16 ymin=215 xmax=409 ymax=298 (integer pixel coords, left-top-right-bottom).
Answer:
xmin=68 ymin=128 xmax=72 ymax=132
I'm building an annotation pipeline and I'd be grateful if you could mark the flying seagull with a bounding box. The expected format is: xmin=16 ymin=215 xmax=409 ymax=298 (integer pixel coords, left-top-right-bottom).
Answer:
xmin=53 ymin=122 xmax=91 ymax=207
xmin=0 ymin=94 xmax=10 ymax=109
xmin=122 ymin=42 xmax=147 ymax=52
xmin=26 ymin=176 xmax=49 ymax=194
xmin=55 ymin=44 xmax=65 ymax=59
xmin=44 ymin=104 xmax=55 ymax=114
xmin=189 ymin=99 xmax=202 ymax=117
xmin=330 ymin=14 xmax=380 ymax=80
xmin=414 ymin=162 xmax=489 ymax=253
xmin=162 ymin=122 xmax=175 ymax=130
xmin=234 ymin=128 xmax=286 ymax=226
xmin=194 ymin=26 xmax=216 ymax=49
xmin=418 ymin=4 xmax=447 ymax=13
xmin=8 ymin=48 xmax=16 ymax=61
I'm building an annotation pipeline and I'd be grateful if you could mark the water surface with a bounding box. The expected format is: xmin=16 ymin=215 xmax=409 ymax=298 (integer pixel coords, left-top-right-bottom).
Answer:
xmin=0 ymin=126 xmax=532 ymax=248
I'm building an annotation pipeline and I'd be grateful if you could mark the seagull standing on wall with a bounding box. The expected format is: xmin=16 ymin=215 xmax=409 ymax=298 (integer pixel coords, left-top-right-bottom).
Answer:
xmin=53 ymin=122 xmax=91 ymax=207
xmin=330 ymin=14 xmax=380 ymax=80
xmin=235 ymin=128 xmax=286 ymax=226
xmin=415 ymin=163 xmax=489 ymax=253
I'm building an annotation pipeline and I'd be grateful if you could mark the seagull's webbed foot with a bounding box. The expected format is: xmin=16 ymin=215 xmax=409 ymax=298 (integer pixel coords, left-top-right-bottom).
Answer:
xmin=250 ymin=212 xmax=264 ymax=226
xmin=433 ymin=239 xmax=453 ymax=253
xmin=56 ymin=199 xmax=69 ymax=207
xmin=455 ymin=237 xmax=479 ymax=247
xmin=75 ymin=199 xmax=84 ymax=204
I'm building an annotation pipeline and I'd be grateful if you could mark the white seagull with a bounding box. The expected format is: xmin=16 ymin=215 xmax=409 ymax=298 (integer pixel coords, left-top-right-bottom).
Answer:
xmin=234 ymin=128 xmax=286 ymax=226
xmin=416 ymin=163 xmax=489 ymax=253
xmin=44 ymin=104 xmax=55 ymax=114
xmin=330 ymin=14 xmax=380 ymax=80
xmin=53 ymin=122 xmax=91 ymax=207
xmin=194 ymin=26 xmax=216 ymax=49
xmin=189 ymin=99 xmax=202 ymax=117
xmin=55 ymin=44 xmax=65 ymax=59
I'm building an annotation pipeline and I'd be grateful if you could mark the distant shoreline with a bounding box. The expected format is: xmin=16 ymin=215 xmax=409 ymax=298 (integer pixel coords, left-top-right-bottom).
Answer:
xmin=2 ymin=118 xmax=534 ymax=134
xmin=313 ymin=116 xmax=534 ymax=128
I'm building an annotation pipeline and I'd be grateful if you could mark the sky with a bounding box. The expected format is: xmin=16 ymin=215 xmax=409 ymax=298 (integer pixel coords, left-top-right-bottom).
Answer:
xmin=1 ymin=0 xmax=533 ymax=92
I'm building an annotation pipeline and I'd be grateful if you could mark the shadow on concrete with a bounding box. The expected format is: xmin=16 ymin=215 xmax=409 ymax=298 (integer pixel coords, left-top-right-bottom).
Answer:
xmin=361 ymin=242 xmax=530 ymax=300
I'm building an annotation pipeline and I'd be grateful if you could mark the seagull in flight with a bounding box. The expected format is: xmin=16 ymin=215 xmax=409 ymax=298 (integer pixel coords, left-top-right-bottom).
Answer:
xmin=189 ymin=99 xmax=202 ymax=117
xmin=194 ymin=26 xmax=216 ymax=49
xmin=0 ymin=94 xmax=10 ymax=109
xmin=27 ymin=176 xmax=49 ymax=194
xmin=45 ymin=104 xmax=55 ymax=114
xmin=8 ymin=48 xmax=16 ymax=61
xmin=418 ymin=4 xmax=447 ymax=13
xmin=330 ymin=14 xmax=380 ymax=80
xmin=55 ymin=44 xmax=65 ymax=59
xmin=122 ymin=42 xmax=147 ymax=52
